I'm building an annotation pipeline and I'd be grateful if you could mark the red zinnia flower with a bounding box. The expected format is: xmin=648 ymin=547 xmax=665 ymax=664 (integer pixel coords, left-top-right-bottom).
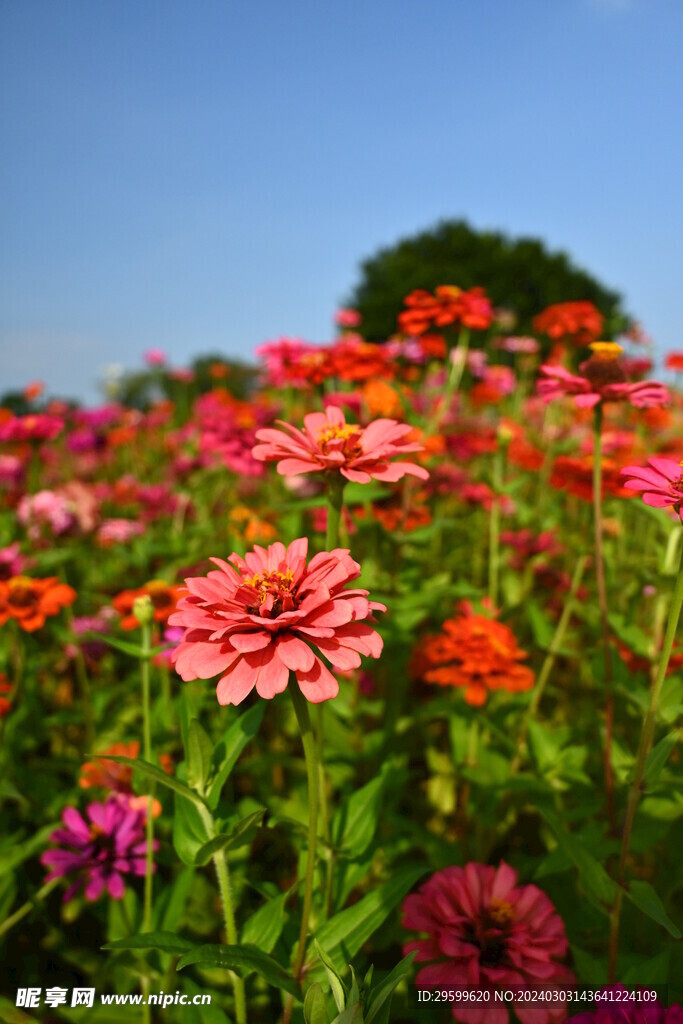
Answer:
xmin=402 ymin=861 xmax=574 ymax=1024
xmin=665 ymin=352 xmax=683 ymax=372
xmin=170 ymin=538 xmax=385 ymax=705
xmin=621 ymin=457 xmax=683 ymax=520
xmin=567 ymin=985 xmax=683 ymax=1024
xmin=252 ymin=405 xmax=429 ymax=483
xmin=398 ymin=286 xmax=493 ymax=336
xmin=532 ymin=301 xmax=603 ymax=345
xmin=412 ymin=609 xmax=533 ymax=706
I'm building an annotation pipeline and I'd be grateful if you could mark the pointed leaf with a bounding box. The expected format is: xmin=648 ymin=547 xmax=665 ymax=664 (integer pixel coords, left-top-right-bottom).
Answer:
xmin=173 ymin=794 xmax=213 ymax=866
xmin=193 ymin=809 xmax=266 ymax=866
xmin=312 ymin=866 xmax=427 ymax=973
xmin=187 ymin=720 xmax=214 ymax=794
xmin=207 ymin=704 xmax=265 ymax=809
xmin=176 ymin=943 xmax=301 ymax=998
xmin=103 ymin=931 xmax=197 ymax=954
xmin=366 ymin=952 xmax=416 ymax=1023
xmin=332 ymin=769 xmax=387 ymax=859
xmin=315 ymin=941 xmax=346 ymax=1011
xmin=642 ymin=729 xmax=680 ymax=787
xmin=241 ymin=887 xmax=293 ymax=953
xmin=102 ymin=755 xmax=207 ymax=808
xmin=304 ymin=983 xmax=331 ymax=1024
xmin=624 ymin=880 xmax=681 ymax=938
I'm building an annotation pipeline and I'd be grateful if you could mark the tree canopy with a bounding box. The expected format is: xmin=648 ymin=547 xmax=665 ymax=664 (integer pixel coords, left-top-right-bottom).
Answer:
xmin=346 ymin=220 xmax=627 ymax=341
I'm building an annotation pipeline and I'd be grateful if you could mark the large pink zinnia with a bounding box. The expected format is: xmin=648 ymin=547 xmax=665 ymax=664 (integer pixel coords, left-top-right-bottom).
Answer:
xmin=621 ymin=457 xmax=683 ymax=520
xmin=537 ymin=344 xmax=668 ymax=409
xmin=252 ymin=405 xmax=429 ymax=483
xmin=170 ymin=538 xmax=384 ymax=705
xmin=402 ymin=862 xmax=574 ymax=1024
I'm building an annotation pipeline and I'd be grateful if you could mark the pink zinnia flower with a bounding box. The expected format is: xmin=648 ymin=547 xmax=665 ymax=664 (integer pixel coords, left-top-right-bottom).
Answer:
xmin=170 ymin=538 xmax=385 ymax=705
xmin=567 ymin=986 xmax=683 ymax=1024
xmin=97 ymin=518 xmax=146 ymax=547
xmin=403 ymin=861 xmax=574 ymax=1024
xmin=144 ymin=347 xmax=167 ymax=366
xmin=0 ymin=413 xmax=64 ymax=443
xmin=537 ymin=344 xmax=668 ymax=409
xmin=335 ymin=308 xmax=362 ymax=328
xmin=252 ymin=405 xmax=429 ymax=483
xmin=40 ymin=797 xmax=153 ymax=903
xmin=621 ymin=458 xmax=683 ymax=520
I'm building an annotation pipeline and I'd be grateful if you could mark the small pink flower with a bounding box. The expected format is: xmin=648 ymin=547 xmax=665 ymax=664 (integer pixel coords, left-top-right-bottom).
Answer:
xmin=0 ymin=414 xmax=64 ymax=443
xmin=170 ymin=538 xmax=385 ymax=705
xmin=97 ymin=519 xmax=146 ymax=546
xmin=0 ymin=543 xmax=27 ymax=581
xmin=144 ymin=348 xmax=167 ymax=366
xmin=335 ymin=308 xmax=362 ymax=328
xmin=252 ymin=405 xmax=429 ymax=484
xmin=403 ymin=861 xmax=574 ymax=1024
xmin=621 ymin=458 xmax=683 ymax=520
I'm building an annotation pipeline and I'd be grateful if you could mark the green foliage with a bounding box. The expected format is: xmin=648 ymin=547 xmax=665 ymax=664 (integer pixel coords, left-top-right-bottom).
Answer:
xmin=347 ymin=218 xmax=626 ymax=341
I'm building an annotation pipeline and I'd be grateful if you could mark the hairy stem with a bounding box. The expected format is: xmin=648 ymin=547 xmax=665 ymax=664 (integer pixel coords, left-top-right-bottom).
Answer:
xmin=608 ymin=545 xmax=683 ymax=980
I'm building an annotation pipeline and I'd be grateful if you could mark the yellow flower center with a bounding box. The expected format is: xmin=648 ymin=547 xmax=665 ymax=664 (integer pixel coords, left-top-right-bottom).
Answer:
xmin=316 ymin=423 xmax=363 ymax=458
xmin=243 ymin=568 xmax=295 ymax=604
xmin=487 ymin=899 xmax=516 ymax=927
xmin=588 ymin=342 xmax=623 ymax=360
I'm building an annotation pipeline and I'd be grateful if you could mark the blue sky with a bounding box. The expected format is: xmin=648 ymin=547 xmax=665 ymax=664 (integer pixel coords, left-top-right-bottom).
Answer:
xmin=1 ymin=0 xmax=681 ymax=402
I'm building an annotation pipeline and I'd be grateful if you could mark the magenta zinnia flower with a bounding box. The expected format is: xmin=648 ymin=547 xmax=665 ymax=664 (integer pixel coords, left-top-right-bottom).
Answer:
xmin=537 ymin=344 xmax=668 ymax=409
xmin=402 ymin=862 xmax=574 ymax=1024
xmin=170 ymin=538 xmax=385 ymax=705
xmin=40 ymin=798 xmax=151 ymax=902
xmin=567 ymin=986 xmax=683 ymax=1024
xmin=252 ymin=405 xmax=429 ymax=483
xmin=621 ymin=457 xmax=683 ymax=520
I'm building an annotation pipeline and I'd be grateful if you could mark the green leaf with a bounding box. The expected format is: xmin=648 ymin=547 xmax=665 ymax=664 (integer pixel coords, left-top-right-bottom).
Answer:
xmin=621 ymin=951 xmax=670 ymax=985
xmin=315 ymin=941 xmax=346 ymax=1012
xmin=331 ymin=1004 xmax=364 ymax=1024
xmin=177 ymin=943 xmax=301 ymax=999
xmin=304 ymin=983 xmax=332 ymax=1024
xmin=103 ymin=931 xmax=197 ymax=954
xmin=187 ymin=720 xmax=214 ymax=794
xmin=624 ymin=880 xmax=681 ymax=938
xmin=331 ymin=769 xmax=388 ymax=859
xmin=539 ymin=810 xmax=615 ymax=909
xmin=527 ymin=721 xmax=559 ymax=772
xmin=365 ymin=952 xmax=416 ymax=1024
xmin=88 ymin=632 xmax=168 ymax=659
xmin=157 ymin=866 xmax=195 ymax=933
xmin=102 ymin=755 xmax=207 ymax=809
xmin=642 ymin=729 xmax=680 ymax=787
xmin=0 ymin=825 xmax=58 ymax=874
xmin=173 ymin=794 xmax=212 ymax=867
xmin=193 ymin=809 xmax=266 ymax=866
xmin=241 ymin=887 xmax=292 ymax=953
xmin=313 ymin=866 xmax=427 ymax=972
xmin=207 ymin=704 xmax=265 ymax=810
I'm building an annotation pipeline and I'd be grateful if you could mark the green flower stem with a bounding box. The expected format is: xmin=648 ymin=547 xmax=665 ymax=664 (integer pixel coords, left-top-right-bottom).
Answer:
xmin=592 ymin=404 xmax=616 ymax=834
xmin=195 ymin=803 xmax=247 ymax=1024
xmin=608 ymin=544 xmax=683 ymax=981
xmin=445 ymin=326 xmax=470 ymax=410
xmin=140 ymin=621 xmax=155 ymax=1024
xmin=0 ymin=878 xmax=60 ymax=941
xmin=288 ymin=676 xmax=320 ymax=992
xmin=488 ymin=442 xmax=505 ymax=607
xmin=510 ymin=555 xmax=588 ymax=774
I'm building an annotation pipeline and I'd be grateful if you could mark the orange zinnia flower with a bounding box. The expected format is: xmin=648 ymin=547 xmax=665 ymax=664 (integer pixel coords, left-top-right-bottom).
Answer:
xmin=412 ymin=610 xmax=534 ymax=706
xmin=532 ymin=301 xmax=603 ymax=345
xmin=0 ymin=576 xmax=76 ymax=632
xmin=80 ymin=742 xmax=140 ymax=792
xmin=399 ymin=286 xmax=493 ymax=336
xmin=113 ymin=580 xmax=184 ymax=630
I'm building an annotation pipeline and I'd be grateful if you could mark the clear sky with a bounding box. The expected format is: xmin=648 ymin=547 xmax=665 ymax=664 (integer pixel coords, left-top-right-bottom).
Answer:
xmin=1 ymin=0 xmax=681 ymax=403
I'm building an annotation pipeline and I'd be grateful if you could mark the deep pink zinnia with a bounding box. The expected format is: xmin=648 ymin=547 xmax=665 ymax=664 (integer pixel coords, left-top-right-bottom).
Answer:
xmin=170 ymin=538 xmax=385 ymax=705
xmin=537 ymin=343 xmax=668 ymax=409
xmin=567 ymin=986 xmax=683 ymax=1024
xmin=621 ymin=458 xmax=683 ymax=520
xmin=402 ymin=862 xmax=574 ymax=1024
xmin=252 ymin=405 xmax=429 ymax=483
xmin=40 ymin=797 xmax=152 ymax=902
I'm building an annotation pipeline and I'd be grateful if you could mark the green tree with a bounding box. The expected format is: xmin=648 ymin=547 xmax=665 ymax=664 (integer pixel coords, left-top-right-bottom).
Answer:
xmin=346 ymin=219 xmax=628 ymax=342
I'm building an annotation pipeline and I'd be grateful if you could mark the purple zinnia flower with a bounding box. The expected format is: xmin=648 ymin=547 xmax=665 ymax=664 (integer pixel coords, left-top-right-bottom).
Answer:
xmin=40 ymin=797 xmax=153 ymax=902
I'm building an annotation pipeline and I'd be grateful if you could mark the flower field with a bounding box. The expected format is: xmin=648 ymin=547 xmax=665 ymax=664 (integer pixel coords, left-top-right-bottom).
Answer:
xmin=1 ymin=292 xmax=682 ymax=1023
